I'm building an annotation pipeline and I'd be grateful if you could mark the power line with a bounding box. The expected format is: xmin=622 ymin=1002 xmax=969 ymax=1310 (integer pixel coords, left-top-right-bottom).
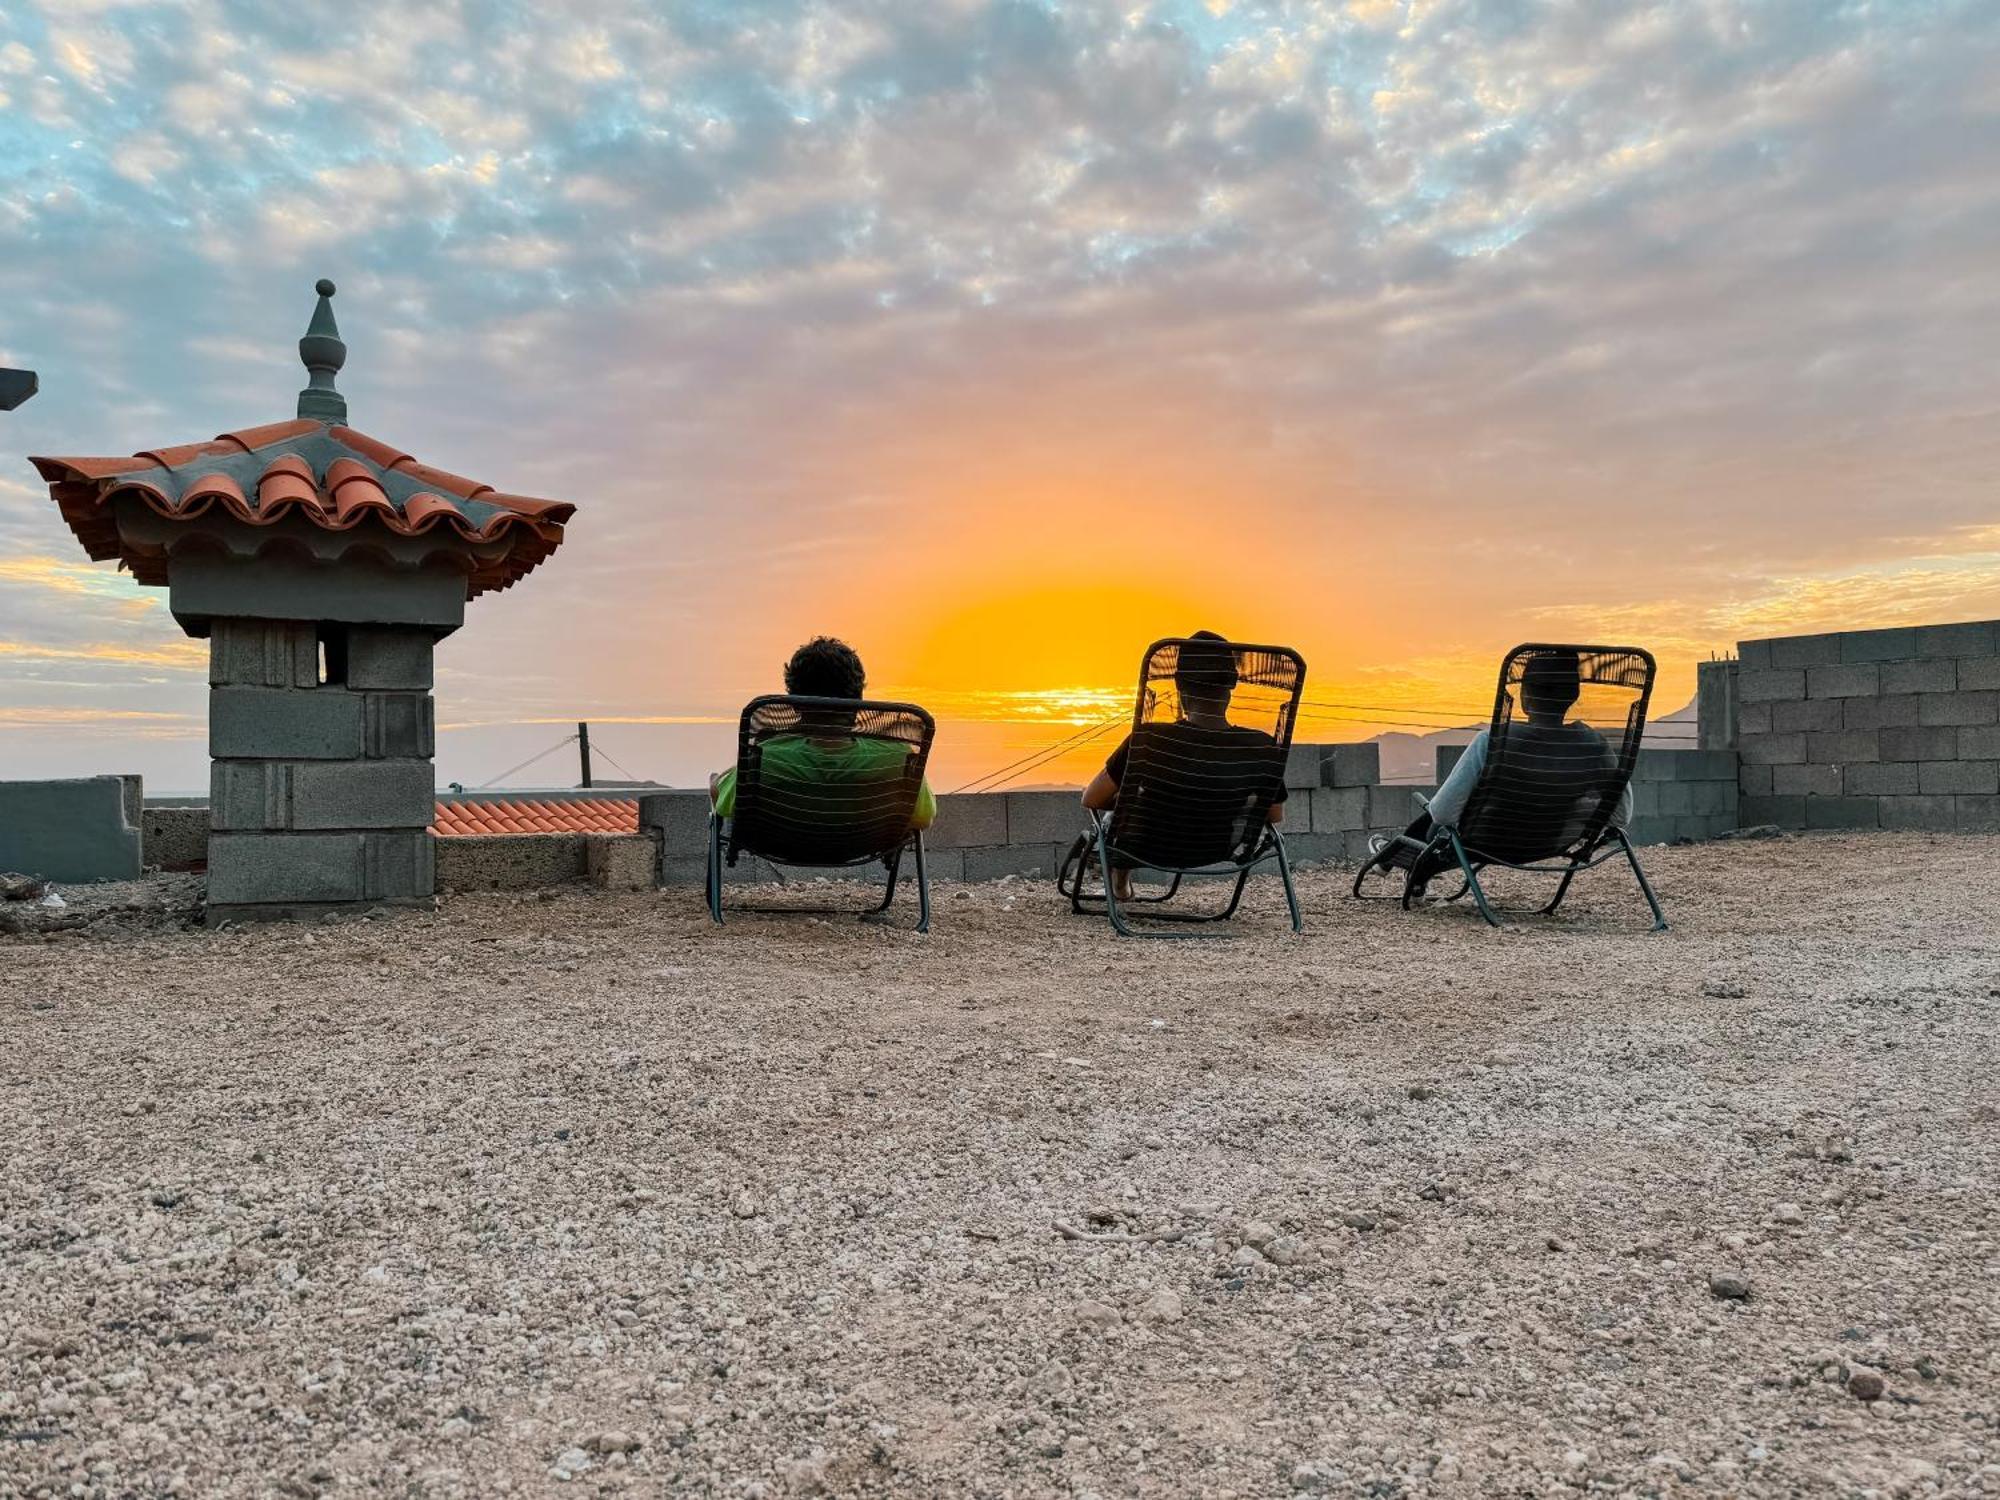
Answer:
xmin=477 ymin=734 xmax=578 ymax=789
xmin=949 ymin=714 xmax=1126 ymax=795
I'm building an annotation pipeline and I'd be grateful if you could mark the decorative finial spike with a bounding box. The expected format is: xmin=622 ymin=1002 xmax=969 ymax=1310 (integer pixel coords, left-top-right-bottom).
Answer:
xmin=297 ymin=277 xmax=348 ymax=423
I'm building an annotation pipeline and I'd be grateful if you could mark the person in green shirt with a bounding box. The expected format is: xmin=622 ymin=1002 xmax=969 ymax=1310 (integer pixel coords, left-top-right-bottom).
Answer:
xmin=710 ymin=637 xmax=937 ymax=830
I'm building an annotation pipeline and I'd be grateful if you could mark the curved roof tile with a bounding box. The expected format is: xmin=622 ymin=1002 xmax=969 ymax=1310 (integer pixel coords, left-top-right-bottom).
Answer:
xmin=31 ymin=419 xmax=575 ymax=598
xmin=430 ymin=797 xmax=641 ymax=837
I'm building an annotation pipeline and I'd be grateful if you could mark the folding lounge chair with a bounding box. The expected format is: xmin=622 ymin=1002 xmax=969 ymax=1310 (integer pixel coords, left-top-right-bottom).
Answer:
xmin=708 ymin=694 xmax=936 ymax=932
xmin=1056 ymin=638 xmax=1306 ymax=938
xmin=1351 ymin=643 xmax=1668 ymax=931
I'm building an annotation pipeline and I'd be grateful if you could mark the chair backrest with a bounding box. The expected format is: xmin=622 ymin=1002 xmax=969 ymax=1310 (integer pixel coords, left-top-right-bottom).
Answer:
xmin=725 ymin=695 xmax=935 ymax=867
xmin=1106 ymin=638 xmax=1305 ymax=870
xmin=1455 ymin=644 xmax=1654 ymax=863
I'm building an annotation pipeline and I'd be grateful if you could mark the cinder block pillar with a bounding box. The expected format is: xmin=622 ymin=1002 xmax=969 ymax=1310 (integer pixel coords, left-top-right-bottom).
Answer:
xmin=1697 ymin=658 xmax=1739 ymax=750
xmin=204 ymin=617 xmax=437 ymax=922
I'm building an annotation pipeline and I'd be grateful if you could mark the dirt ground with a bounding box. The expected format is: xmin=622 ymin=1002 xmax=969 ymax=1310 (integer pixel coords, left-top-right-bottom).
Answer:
xmin=2 ymin=833 xmax=1997 ymax=1499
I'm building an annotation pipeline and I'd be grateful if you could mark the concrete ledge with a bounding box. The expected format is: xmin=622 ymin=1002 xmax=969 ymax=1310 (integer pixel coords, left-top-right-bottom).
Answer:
xmin=586 ymin=834 xmax=658 ymax=889
xmin=928 ymin=792 xmax=1008 ymax=849
xmin=0 ymin=776 xmax=143 ymax=883
xmin=1005 ymin=791 xmax=1083 ymax=845
xmin=436 ymin=833 xmax=588 ymax=891
xmin=142 ymin=806 xmax=208 ymax=869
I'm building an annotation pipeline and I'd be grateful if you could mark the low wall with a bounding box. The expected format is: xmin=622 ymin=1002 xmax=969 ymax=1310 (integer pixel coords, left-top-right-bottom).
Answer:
xmin=434 ymin=833 xmax=656 ymax=891
xmin=0 ymin=776 xmax=143 ymax=883
xmin=1436 ymin=745 xmax=1739 ymax=845
xmin=1735 ymin=620 xmax=2000 ymax=831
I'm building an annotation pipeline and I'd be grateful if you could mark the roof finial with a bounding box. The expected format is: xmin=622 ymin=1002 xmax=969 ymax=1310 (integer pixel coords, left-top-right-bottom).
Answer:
xmin=296 ymin=277 xmax=347 ymax=423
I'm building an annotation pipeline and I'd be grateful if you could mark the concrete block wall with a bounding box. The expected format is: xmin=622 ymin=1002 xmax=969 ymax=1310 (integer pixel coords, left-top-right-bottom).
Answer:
xmin=0 ymin=776 xmax=143 ymax=883
xmin=204 ymin=618 xmax=438 ymax=920
xmin=1735 ymin=620 xmax=2000 ymax=831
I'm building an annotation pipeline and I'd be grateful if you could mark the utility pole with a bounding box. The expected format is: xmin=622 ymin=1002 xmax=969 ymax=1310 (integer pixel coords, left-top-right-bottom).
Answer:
xmin=577 ymin=721 xmax=593 ymax=788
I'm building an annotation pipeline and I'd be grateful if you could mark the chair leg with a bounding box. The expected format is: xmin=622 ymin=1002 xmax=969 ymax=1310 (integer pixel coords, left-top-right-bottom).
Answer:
xmin=1613 ymin=828 xmax=1669 ymax=932
xmin=706 ymin=814 xmax=725 ymax=925
xmin=1539 ymin=859 xmax=1583 ymax=916
xmin=1097 ymin=819 xmax=1138 ymax=937
xmin=1400 ymin=832 xmax=1451 ymax=911
xmin=1447 ymin=830 xmax=1504 ymax=927
xmin=1058 ymin=831 xmax=1094 ymax=910
xmin=913 ymin=833 xmax=931 ymax=934
xmin=1273 ymin=831 xmax=1303 ymax=933
xmin=867 ymin=849 xmax=902 ymax=916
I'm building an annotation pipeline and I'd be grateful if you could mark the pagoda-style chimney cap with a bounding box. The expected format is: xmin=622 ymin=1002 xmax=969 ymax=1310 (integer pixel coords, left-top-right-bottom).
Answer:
xmin=296 ymin=277 xmax=347 ymax=423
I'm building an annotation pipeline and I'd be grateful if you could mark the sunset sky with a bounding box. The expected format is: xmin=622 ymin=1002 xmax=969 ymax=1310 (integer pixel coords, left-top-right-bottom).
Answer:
xmin=2 ymin=0 xmax=1997 ymax=792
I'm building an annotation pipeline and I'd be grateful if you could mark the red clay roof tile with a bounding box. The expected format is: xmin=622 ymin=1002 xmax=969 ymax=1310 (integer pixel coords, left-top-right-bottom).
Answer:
xmin=31 ymin=419 xmax=574 ymax=597
xmin=430 ymin=797 xmax=640 ymax=837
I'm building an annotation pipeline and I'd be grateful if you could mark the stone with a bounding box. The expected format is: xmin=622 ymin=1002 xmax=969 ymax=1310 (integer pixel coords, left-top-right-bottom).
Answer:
xmin=1264 ymin=1233 xmax=1307 ymax=1265
xmin=1141 ymin=1287 xmax=1183 ymax=1323
xmin=1339 ymin=1211 xmax=1378 ymax=1230
xmin=585 ymin=1431 xmax=641 ymax=1454
xmin=551 ymin=1447 xmax=592 ymax=1479
xmin=1847 ymin=1369 xmax=1885 ymax=1401
xmin=1773 ymin=1202 xmax=1805 ymax=1225
xmin=1027 ymin=1360 xmax=1073 ymax=1401
xmin=1707 ymin=1271 xmax=1752 ymax=1301
xmin=1241 ymin=1220 xmax=1281 ymax=1248
xmin=1075 ymin=1300 xmax=1121 ymax=1333
xmin=1408 ymin=1084 xmax=1433 ymax=1100
xmin=731 ymin=1192 xmax=759 ymax=1218
xmin=439 ymin=1416 xmax=474 ymax=1439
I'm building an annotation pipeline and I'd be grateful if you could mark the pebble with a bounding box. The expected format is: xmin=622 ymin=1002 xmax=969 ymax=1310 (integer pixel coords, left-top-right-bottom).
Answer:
xmin=1708 ymin=1272 xmax=1753 ymax=1301
xmin=1028 ymin=1360 xmax=1074 ymax=1401
xmin=1774 ymin=1202 xmax=1805 ymax=1225
xmin=1340 ymin=1211 xmax=1378 ymax=1231
xmin=731 ymin=1193 xmax=760 ymax=1219
xmin=1141 ymin=1287 xmax=1184 ymax=1323
xmin=1848 ymin=1369 xmax=1886 ymax=1401
xmin=1242 ymin=1220 xmax=1281 ymax=1248
xmin=1075 ymin=1299 xmax=1122 ymax=1333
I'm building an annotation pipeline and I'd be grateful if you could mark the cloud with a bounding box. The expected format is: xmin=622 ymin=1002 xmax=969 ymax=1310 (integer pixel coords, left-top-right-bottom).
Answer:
xmin=1 ymin=0 xmax=1997 ymax=783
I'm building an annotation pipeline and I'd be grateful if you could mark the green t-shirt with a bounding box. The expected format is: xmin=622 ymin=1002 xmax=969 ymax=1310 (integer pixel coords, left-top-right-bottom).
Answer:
xmin=714 ymin=735 xmax=936 ymax=829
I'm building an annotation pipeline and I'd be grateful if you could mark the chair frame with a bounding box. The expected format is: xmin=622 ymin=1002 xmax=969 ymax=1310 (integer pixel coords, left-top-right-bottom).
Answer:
xmin=1351 ymin=643 xmax=1667 ymax=932
xmin=706 ymin=694 xmax=934 ymax=933
xmin=1056 ymin=638 xmax=1306 ymax=939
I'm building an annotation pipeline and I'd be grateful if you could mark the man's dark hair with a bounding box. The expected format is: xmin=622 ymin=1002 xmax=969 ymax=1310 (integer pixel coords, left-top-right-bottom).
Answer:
xmin=784 ymin=636 xmax=866 ymax=699
xmin=1520 ymin=649 xmax=1583 ymax=719
xmin=1175 ymin=629 xmax=1239 ymax=710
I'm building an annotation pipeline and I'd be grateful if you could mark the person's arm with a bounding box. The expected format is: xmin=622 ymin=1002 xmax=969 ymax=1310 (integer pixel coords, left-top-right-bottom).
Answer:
xmin=1424 ymin=731 xmax=1489 ymax=829
xmin=1081 ymin=767 xmax=1119 ymax=811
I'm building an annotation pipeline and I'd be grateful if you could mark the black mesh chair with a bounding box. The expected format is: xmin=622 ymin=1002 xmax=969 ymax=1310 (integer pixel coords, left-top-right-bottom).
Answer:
xmin=1056 ymin=638 xmax=1306 ymax=938
xmin=1352 ymin=644 xmax=1667 ymax=930
xmin=708 ymin=695 xmax=936 ymax=932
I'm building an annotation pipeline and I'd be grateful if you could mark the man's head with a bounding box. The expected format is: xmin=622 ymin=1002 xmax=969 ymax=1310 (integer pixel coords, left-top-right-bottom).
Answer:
xmin=784 ymin=636 xmax=866 ymax=700
xmin=1519 ymin=649 xmax=1583 ymax=723
xmin=1174 ymin=630 xmax=1239 ymax=717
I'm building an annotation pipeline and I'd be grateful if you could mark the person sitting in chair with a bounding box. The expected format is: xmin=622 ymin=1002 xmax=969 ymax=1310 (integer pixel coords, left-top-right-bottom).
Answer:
xmin=1081 ymin=630 xmax=1285 ymax=900
xmin=710 ymin=636 xmax=936 ymax=830
xmin=1372 ymin=647 xmax=1630 ymax=889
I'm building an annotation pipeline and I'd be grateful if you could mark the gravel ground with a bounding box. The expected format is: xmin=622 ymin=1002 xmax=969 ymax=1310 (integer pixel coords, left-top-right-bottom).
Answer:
xmin=3 ymin=833 xmax=1997 ymax=1499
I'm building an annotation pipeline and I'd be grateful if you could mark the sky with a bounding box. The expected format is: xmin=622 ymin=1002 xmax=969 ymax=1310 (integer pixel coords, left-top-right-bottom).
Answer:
xmin=1 ymin=0 xmax=1997 ymax=793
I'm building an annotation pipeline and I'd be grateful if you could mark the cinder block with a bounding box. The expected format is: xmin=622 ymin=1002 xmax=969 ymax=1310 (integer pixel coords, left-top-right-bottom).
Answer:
xmin=1653 ymin=781 xmax=1696 ymax=814
xmin=1738 ymin=669 xmax=1806 ymax=704
xmin=586 ymin=833 xmax=658 ymax=890
xmin=291 ymin=760 xmax=434 ymax=829
xmin=928 ymin=792 xmax=1008 ymax=849
xmin=211 ymin=686 xmax=364 ymax=759
xmin=1878 ymin=795 xmax=1955 ymax=831
xmin=1918 ymin=691 xmax=2000 ymax=727
xmin=1919 ymin=760 xmax=2000 ymax=795
xmin=1628 ymin=782 xmax=1660 ymax=817
xmin=1689 ymin=780 xmax=1737 ymax=817
xmin=141 ymin=806 xmax=209 ymax=870
xmin=1740 ymin=795 xmax=1807 ymax=827
xmin=963 ymin=843 xmax=1061 ymax=882
xmin=342 ymin=626 xmax=435 ymax=691
xmin=210 ymin=762 xmax=291 ymax=831
xmin=1623 ymin=816 xmax=1671 ymax=847
xmin=920 ymin=847 xmax=966 ymax=882
xmin=1769 ymin=634 xmax=1843 ymax=669
xmin=208 ymin=619 xmax=317 ymax=688
xmin=1880 ymin=725 xmax=1957 ymax=761
xmin=1881 ymin=659 xmax=1956 ymax=696
xmin=1915 ymin=621 xmax=1997 ymax=658
xmin=1839 ymin=628 xmax=1918 ymax=663
xmin=1366 ymin=785 xmax=1426 ymax=829
xmin=1321 ymin=742 xmax=1381 ymax=788
xmin=1957 ymin=725 xmax=2000 ymax=759
xmin=206 ymin=832 xmax=365 ymax=905
xmin=1739 ymin=702 xmax=1772 ymax=735
xmin=1845 ymin=762 xmax=1918 ymax=796
xmin=1736 ymin=639 xmax=1773 ymax=670
xmin=1436 ymin=745 xmax=1470 ymax=781
xmin=1283 ymin=744 xmax=1328 ymax=790
xmin=636 ymin=791 xmax=714 ymax=867
xmin=1805 ymin=729 xmax=1879 ymax=764
xmin=362 ymin=693 xmax=435 ymax=758
xmin=1842 ymin=694 xmax=1921 ymax=730
xmin=1772 ymin=698 xmax=1843 ymax=733
xmin=1277 ymin=831 xmax=1343 ymax=866
xmin=1957 ymin=656 xmax=2000 ymax=691
xmin=363 ymin=830 xmax=434 ymax=900
xmin=1773 ymin=764 xmax=1841 ymax=797
xmin=1682 ymin=749 xmax=1741 ymax=781
xmin=1005 ymin=791 xmax=1086 ymax=845
xmin=1807 ymin=664 xmax=1879 ymax=700
xmin=1804 ymin=796 xmax=1880 ymax=831
xmin=1309 ymin=786 xmax=1369 ymax=832
xmin=1956 ymin=795 xmax=2000 ymax=832
xmin=1738 ymin=764 xmax=1774 ymax=796
xmin=1738 ymin=733 xmax=1806 ymax=766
